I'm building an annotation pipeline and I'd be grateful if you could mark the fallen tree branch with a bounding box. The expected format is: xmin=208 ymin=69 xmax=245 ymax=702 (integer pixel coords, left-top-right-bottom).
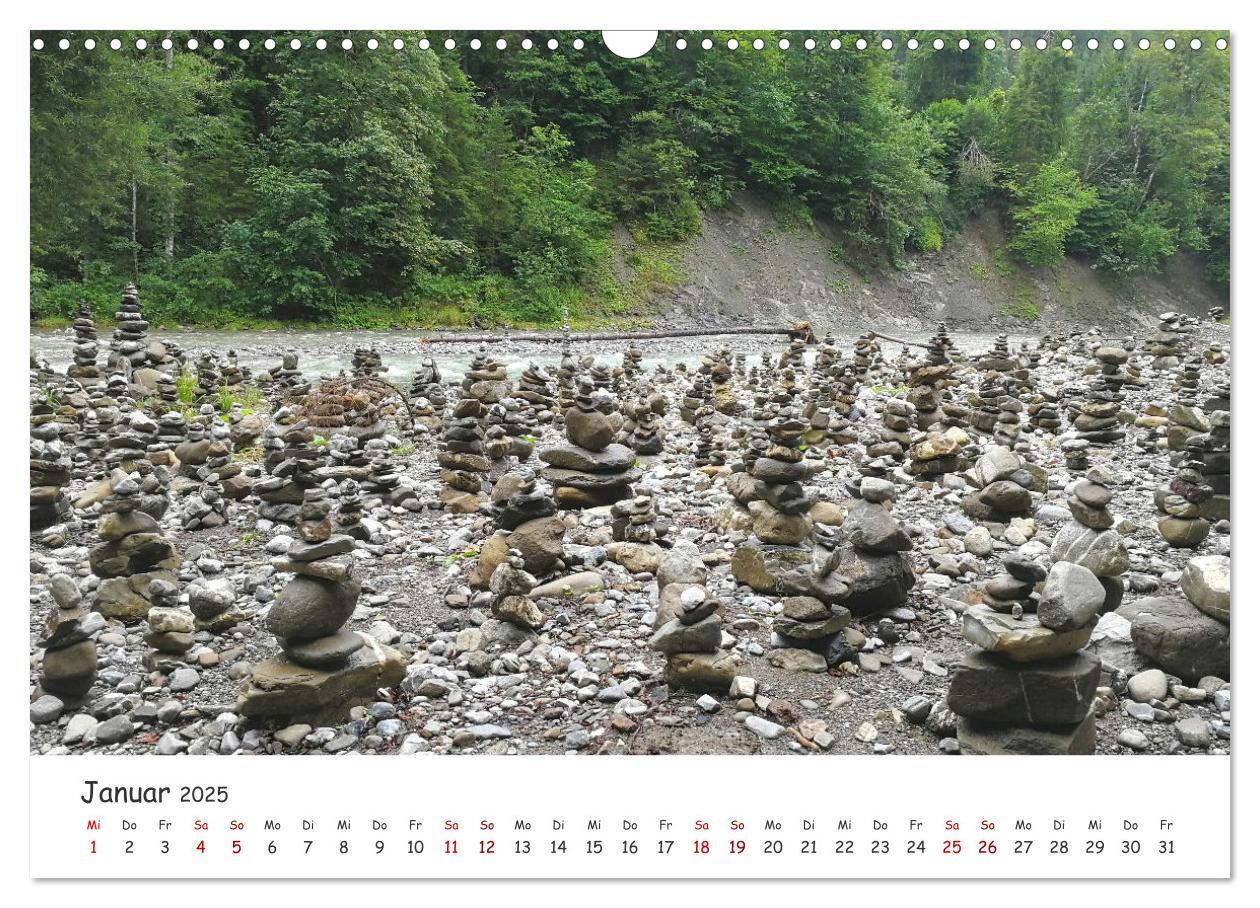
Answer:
xmin=419 ymin=324 xmax=815 ymax=345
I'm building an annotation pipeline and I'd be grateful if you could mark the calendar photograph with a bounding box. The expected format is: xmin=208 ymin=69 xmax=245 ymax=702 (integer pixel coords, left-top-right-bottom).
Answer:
xmin=27 ymin=26 xmax=1231 ymax=773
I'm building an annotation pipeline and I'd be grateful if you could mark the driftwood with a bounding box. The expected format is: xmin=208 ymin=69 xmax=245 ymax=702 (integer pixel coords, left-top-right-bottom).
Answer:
xmin=866 ymin=331 xmax=933 ymax=350
xmin=420 ymin=322 xmax=817 ymax=346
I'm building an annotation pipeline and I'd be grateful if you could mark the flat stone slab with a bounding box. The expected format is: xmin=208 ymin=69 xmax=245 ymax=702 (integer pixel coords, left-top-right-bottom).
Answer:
xmin=962 ymin=605 xmax=1096 ymax=663
xmin=958 ymin=714 xmax=1096 ymax=755
xmin=236 ymin=635 xmax=405 ymax=725
xmin=947 ymin=650 xmax=1101 ymax=725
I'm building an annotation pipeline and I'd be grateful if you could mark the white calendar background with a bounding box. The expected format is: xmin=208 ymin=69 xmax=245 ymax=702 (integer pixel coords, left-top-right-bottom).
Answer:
xmin=30 ymin=756 xmax=1229 ymax=878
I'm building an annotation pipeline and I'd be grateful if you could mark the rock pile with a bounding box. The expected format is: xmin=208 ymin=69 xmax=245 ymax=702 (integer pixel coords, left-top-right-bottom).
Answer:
xmin=652 ymin=585 xmax=734 ymax=693
xmin=89 ymin=472 xmax=181 ymax=621
xmin=1050 ymin=475 xmax=1128 ymax=612
xmin=437 ymin=384 xmax=490 ymax=513
xmin=489 ymin=549 xmax=545 ymax=632
xmin=1155 ymin=460 xmax=1213 ymax=548
xmin=106 ymin=283 xmax=149 ymax=374
xmin=962 ymin=447 xmax=1035 ymax=522
xmin=143 ymin=581 xmax=195 ymax=666
xmin=239 ymin=489 xmax=404 ymax=723
xmin=539 ymin=378 xmax=639 ymax=508
xmin=950 ymin=558 xmax=1106 ymax=754
xmin=30 ymin=426 xmax=72 ymax=531
xmin=256 ymin=421 xmax=326 ymax=524
xmin=67 ymin=300 xmax=101 ymax=379
xmin=38 ymin=575 xmax=98 ymax=699
xmin=1144 ymin=311 xmax=1191 ymax=368
xmin=181 ymin=473 xmax=229 ymax=531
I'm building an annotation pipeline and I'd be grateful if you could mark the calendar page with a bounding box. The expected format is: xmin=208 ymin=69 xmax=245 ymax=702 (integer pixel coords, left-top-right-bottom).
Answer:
xmin=18 ymin=0 xmax=1243 ymax=897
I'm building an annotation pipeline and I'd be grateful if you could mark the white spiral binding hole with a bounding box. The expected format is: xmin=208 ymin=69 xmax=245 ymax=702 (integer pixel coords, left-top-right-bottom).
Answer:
xmin=30 ymin=35 xmax=1230 ymax=53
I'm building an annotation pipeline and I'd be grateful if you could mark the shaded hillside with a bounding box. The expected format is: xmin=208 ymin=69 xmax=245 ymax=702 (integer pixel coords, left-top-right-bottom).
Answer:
xmin=620 ymin=195 xmax=1226 ymax=334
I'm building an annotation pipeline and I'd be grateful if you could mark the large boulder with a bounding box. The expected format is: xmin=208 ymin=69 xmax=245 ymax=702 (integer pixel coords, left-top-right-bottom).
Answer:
xmin=1117 ymin=596 xmax=1230 ymax=681
xmin=1180 ymin=555 xmax=1230 ymax=623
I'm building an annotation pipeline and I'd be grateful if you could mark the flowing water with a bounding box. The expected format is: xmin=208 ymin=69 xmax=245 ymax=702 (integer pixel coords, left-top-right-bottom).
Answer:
xmin=30 ymin=327 xmax=1039 ymax=384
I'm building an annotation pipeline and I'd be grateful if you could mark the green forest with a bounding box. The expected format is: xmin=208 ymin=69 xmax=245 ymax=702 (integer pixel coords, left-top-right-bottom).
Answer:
xmin=30 ymin=30 xmax=1230 ymax=329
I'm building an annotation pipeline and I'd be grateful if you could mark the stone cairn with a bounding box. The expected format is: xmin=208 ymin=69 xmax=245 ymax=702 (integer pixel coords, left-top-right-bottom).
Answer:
xmin=622 ymin=346 xmax=645 ymax=379
xmin=492 ymin=466 xmax=557 ymax=530
xmin=651 ymin=581 xmax=731 ymax=694
xmin=1051 ymin=475 xmax=1129 ymax=614
xmin=680 ymin=374 xmax=710 ymax=426
xmin=266 ymin=351 xmax=308 ymax=400
xmin=949 ymin=553 xmax=1107 ymax=754
xmin=962 ymin=447 xmax=1035 ymax=524
xmin=1027 ymin=390 xmax=1063 ymax=435
xmin=693 ymin=406 xmax=726 ymax=471
xmin=75 ymin=409 xmax=108 ymax=478
xmin=89 ymin=472 xmax=182 ymax=622
xmin=352 ymin=346 xmax=384 ymax=377
xmin=410 ymin=356 xmax=447 ymax=409
xmin=1185 ymin=409 xmax=1228 ymax=522
xmin=181 ymin=473 xmax=228 ymax=531
xmin=105 ymin=408 xmax=159 ymax=471
xmin=744 ymin=407 xmax=816 ymax=549
xmin=976 ymin=334 xmax=1016 ymax=372
xmin=437 ymin=385 xmax=490 ymax=513
xmin=142 ymin=579 xmax=195 ymax=667
xmin=220 ymin=350 xmax=248 ymax=388
xmin=853 ymin=333 xmax=880 ymax=376
xmin=1155 ymin=459 xmax=1214 ymax=549
xmin=67 ymin=299 xmax=101 ymax=379
xmin=925 ymin=323 xmax=954 ymax=366
xmin=515 ymin=362 xmax=556 ymax=424
xmin=38 ymin=574 xmax=97 ymax=700
xmin=875 ymin=397 xmax=916 ymax=458
xmin=1116 ymin=555 xmax=1229 ymax=686
xmin=539 ymin=378 xmax=639 ymax=508
xmin=194 ymin=353 xmax=222 ymax=406
xmin=107 ymin=283 xmax=149 ymax=373
xmin=333 ymin=479 xmax=370 ymax=541
xmin=1070 ymin=346 xmax=1127 ymax=446
xmin=30 ymin=425 xmax=73 ymax=531
xmin=978 ymin=553 xmax=1046 ymax=617
xmin=238 ymin=488 xmax=404 ymax=723
xmin=256 ymin=421 xmax=326 ymax=524
xmin=905 ymin=425 xmax=965 ymax=481
xmin=154 ymin=371 xmax=180 ymax=413
xmin=1144 ymin=311 xmax=1190 ymax=368
xmin=188 ymin=567 xmax=247 ymax=633
xmin=624 ymin=395 xmax=666 ymax=455
xmin=489 ymin=549 xmax=545 ymax=632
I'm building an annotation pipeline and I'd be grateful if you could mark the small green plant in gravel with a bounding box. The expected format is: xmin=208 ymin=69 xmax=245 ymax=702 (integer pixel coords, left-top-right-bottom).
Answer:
xmin=233 ymin=444 xmax=263 ymax=463
xmin=969 ymin=261 xmax=991 ymax=281
xmin=175 ymin=370 xmax=196 ymax=404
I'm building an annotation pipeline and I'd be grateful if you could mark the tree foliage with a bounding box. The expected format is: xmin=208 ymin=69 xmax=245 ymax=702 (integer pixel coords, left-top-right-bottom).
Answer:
xmin=30 ymin=30 xmax=1229 ymax=326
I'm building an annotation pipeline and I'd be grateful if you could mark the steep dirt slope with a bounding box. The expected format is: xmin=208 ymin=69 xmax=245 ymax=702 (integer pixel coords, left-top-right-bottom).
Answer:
xmin=618 ymin=193 xmax=1226 ymax=334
